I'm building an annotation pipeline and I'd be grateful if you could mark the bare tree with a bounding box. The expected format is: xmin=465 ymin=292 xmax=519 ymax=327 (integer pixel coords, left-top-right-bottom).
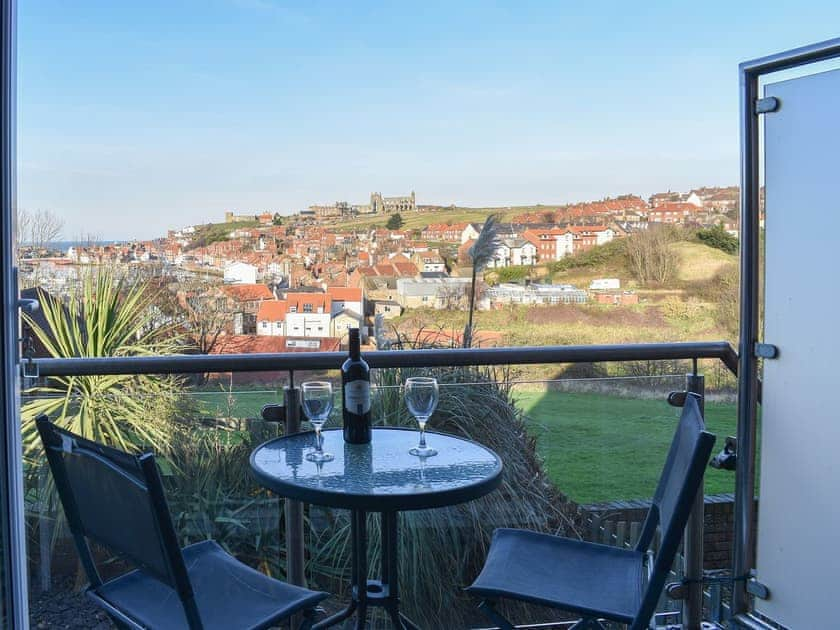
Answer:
xmin=185 ymin=291 xmax=234 ymax=357
xmin=438 ymin=282 xmax=468 ymax=311
xmin=625 ymin=227 xmax=680 ymax=285
xmin=153 ymin=277 xmax=234 ymax=384
xmin=17 ymin=208 xmax=64 ymax=252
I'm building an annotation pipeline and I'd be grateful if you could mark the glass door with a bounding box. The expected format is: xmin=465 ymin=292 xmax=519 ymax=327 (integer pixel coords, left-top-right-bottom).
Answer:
xmin=0 ymin=0 xmax=29 ymax=626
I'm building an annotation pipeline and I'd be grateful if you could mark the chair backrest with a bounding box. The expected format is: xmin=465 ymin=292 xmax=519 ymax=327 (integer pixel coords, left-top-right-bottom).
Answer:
xmin=632 ymin=394 xmax=716 ymax=630
xmin=36 ymin=415 xmax=203 ymax=628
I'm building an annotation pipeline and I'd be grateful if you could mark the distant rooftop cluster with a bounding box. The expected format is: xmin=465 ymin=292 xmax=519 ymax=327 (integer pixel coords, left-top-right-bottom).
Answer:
xmin=19 ymin=185 xmax=741 ymax=352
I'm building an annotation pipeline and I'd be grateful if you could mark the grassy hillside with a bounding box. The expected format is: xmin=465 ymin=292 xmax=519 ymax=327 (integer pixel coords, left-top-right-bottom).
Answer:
xmin=187 ymin=220 xmax=259 ymax=249
xmin=389 ymin=236 xmax=739 ymax=381
xmin=674 ymin=241 xmax=735 ymax=283
xmin=321 ymin=205 xmax=554 ymax=231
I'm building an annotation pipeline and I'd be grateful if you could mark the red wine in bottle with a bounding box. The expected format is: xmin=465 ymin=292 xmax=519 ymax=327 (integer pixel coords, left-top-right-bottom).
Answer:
xmin=342 ymin=328 xmax=372 ymax=444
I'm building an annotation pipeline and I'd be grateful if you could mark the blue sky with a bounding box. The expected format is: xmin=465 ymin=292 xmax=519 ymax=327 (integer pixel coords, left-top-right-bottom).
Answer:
xmin=17 ymin=1 xmax=840 ymax=240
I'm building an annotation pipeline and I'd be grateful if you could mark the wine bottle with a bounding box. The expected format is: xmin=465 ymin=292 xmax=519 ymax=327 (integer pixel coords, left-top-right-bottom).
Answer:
xmin=342 ymin=328 xmax=372 ymax=444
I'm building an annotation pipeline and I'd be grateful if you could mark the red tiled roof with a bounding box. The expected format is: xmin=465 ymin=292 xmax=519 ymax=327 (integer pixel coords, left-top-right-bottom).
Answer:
xmin=210 ymin=335 xmax=340 ymax=354
xmin=328 ymin=287 xmax=363 ymax=302
xmin=393 ymin=262 xmax=419 ymax=277
xmin=285 ymin=292 xmax=332 ymax=312
xmin=257 ymin=300 xmax=288 ymax=321
xmin=409 ymin=329 xmax=504 ymax=347
xmin=221 ymin=284 xmax=274 ymax=301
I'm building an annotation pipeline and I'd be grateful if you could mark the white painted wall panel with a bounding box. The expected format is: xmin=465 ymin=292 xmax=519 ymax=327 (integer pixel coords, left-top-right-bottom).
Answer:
xmin=757 ymin=68 xmax=840 ymax=628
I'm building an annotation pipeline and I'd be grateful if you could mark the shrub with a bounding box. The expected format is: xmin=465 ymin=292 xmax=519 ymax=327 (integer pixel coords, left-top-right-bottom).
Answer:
xmin=164 ymin=420 xmax=285 ymax=576
xmin=547 ymin=238 xmax=626 ymax=275
xmin=386 ymin=213 xmax=404 ymax=229
xmin=697 ymin=224 xmax=739 ymax=254
xmin=492 ymin=265 xmax=530 ymax=284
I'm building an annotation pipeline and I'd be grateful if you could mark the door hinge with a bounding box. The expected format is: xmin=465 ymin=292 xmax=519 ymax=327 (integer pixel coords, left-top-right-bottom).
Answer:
xmin=747 ymin=578 xmax=771 ymax=600
xmin=755 ymin=96 xmax=780 ymax=114
xmin=754 ymin=343 xmax=778 ymax=359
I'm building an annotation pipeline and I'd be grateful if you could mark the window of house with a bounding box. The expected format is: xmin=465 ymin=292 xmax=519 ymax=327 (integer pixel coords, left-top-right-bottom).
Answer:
xmin=303 ymin=304 xmax=313 ymax=313
xmin=289 ymin=306 xmax=297 ymax=313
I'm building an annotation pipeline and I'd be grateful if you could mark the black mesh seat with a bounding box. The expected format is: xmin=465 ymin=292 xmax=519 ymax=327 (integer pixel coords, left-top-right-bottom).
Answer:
xmin=468 ymin=529 xmax=644 ymax=623
xmin=36 ymin=416 xmax=329 ymax=630
xmin=95 ymin=541 xmax=326 ymax=630
xmin=467 ymin=394 xmax=715 ymax=630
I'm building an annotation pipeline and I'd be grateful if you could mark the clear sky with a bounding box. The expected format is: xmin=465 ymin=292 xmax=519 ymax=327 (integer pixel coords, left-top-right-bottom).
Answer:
xmin=17 ymin=1 xmax=840 ymax=240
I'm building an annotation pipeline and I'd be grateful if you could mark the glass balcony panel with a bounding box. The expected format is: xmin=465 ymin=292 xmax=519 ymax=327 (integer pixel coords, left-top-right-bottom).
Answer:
xmin=21 ymin=359 xmax=740 ymax=627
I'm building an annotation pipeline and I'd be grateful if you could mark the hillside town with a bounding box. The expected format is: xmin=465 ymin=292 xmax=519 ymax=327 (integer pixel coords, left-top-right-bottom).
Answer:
xmin=19 ymin=186 xmax=741 ymax=354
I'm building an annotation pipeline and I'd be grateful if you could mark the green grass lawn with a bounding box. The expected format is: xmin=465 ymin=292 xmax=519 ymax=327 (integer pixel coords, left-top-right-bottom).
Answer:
xmin=187 ymin=386 xmax=284 ymax=419
xmin=514 ymin=390 xmax=740 ymax=505
xmin=185 ymin=384 xmax=743 ymax=507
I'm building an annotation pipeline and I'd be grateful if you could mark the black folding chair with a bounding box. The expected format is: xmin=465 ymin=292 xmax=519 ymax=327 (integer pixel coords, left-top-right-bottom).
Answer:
xmin=37 ymin=415 xmax=328 ymax=630
xmin=466 ymin=393 xmax=715 ymax=630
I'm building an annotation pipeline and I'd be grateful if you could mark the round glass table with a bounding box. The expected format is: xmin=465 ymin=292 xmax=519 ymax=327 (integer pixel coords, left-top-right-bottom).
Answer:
xmin=250 ymin=427 xmax=503 ymax=629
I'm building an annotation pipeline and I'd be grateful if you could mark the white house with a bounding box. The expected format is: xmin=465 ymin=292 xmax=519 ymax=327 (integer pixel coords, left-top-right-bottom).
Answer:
xmin=594 ymin=227 xmax=616 ymax=246
xmin=556 ymin=231 xmax=575 ymax=258
xmin=286 ymin=312 xmax=331 ymax=337
xmin=486 ymin=239 xmax=538 ymax=268
xmin=460 ymin=223 xmax=481 ymax=244
xmin=256 ymin=300 xmax=287 ymax=336
xmin=224 ymin=261 xmax=258 ymax=285
xmin=327 ymin=287 xmax=364 ymax=318
xmin=413 ymin=252 xmax=447 ymax=273
xmin=510 ymin=239 xmax=538 ymax=266
xmin=486 ymin=241 xmax=511 ymax=268
xmin=685 ymin=192 xmax=703 ymax=207
xmin=284 ymin=292 xmax=332 ymax=338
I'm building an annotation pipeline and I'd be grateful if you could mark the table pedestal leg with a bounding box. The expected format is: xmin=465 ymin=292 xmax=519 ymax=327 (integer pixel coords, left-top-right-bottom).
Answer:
xmin=313 ymin=510 xmax=420 ymax=629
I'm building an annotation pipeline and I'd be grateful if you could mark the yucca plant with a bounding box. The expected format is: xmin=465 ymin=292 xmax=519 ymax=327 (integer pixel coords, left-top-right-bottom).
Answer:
xmin=21 ymin=268 xmax=188 ymax=591
xmin=464 ymin=214 xmax=501 ymax=348
xmin=21 ymin=268 xmax=184 ymax=457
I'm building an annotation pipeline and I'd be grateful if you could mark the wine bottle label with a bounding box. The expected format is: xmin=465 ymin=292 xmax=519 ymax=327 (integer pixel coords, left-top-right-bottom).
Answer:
xmin=344 ymin=380 xmax=371 ymax=414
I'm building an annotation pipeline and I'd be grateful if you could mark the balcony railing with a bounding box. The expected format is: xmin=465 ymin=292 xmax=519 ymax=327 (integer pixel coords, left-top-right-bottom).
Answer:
xmin=26 ymin=341 xmax=743 ymax=628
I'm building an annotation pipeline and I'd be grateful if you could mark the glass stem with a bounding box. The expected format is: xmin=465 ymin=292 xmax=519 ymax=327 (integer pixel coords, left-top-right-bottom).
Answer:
xmin=418 ymin=419 xmax=427 ymax=448
xmin=315 ymin=426 xmax=322 ymax=453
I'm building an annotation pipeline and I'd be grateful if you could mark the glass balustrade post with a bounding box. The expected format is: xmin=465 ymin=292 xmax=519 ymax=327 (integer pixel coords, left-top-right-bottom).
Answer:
xmin=684 ymin=371 xmax=705 ymax=629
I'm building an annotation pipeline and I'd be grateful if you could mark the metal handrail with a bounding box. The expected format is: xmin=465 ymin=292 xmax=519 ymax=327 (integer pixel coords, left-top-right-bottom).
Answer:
xmin=31 ymin=340 xmax=739 ymax=376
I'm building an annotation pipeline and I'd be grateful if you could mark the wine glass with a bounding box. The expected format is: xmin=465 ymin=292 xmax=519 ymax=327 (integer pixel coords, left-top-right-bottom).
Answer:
xmin=302 ymin=381 xmax=334 ymax=462
xmin=404 ymin=376 xmax=439 ymax=457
